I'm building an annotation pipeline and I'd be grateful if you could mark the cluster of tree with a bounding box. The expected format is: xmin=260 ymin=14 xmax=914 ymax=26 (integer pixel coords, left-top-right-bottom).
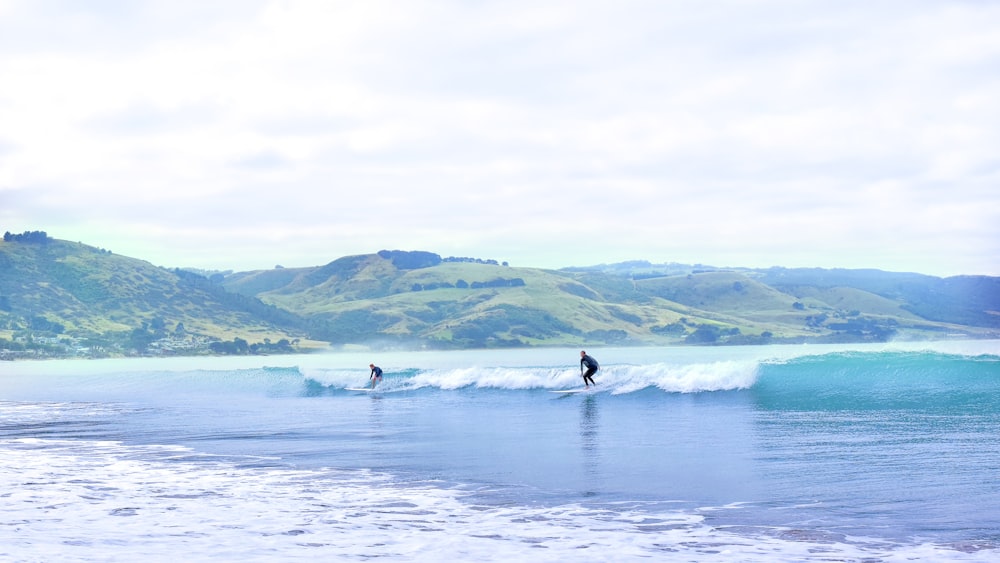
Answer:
xmin=3 ymin=230 xmax=49 ymax=243
xmin=411 ymin=281 xmax=453 ymax=291
xmin=826 ymin=317 xmax=898 ymax=341
xmin=377 ymin=250 xmax=442 ymax=270
xmin=0 ymin=336 xmax=30 ymax=352
xmin=651 ymin=322 xmax=686 ymax=335
xmin=443 ymin=256 xmax=508 ymax=266
xmin=410 ymin=278 xmax=526 ymax=292
xmin=125 ymin=317 xmax=185 ymax=351
xmin=29 ymin=315 xmax=65 ymax=334
xmin=471 ymin=278 xmax=525 ymax=288
xmin=208 ymin=337 xmax=296 ymax=355
xmin=374 ymin=250 xmax=511 ymax=271
xmin=0 ymin=335 xmax=68 ymax=355
xmin=684 ymin=324 xmax=741 ymax=344
xmin=805 ymin=313 xmax=828 ymax=328
xmin=651 ymin=319 xmax=771 ymax=344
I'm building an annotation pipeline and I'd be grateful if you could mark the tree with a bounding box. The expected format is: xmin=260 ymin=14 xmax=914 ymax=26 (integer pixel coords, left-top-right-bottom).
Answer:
xmin=651 ymin=322 xmax=685 ymax=335
xmin=685 ymin=326 xmax=720 ymax=344
xmin=3 ymin=230 xmax=49 ymax=243
xmin=129 ymin=328 xmax=155 ymax=352
xmin=378 ymin=250 xmax=442 ymax=269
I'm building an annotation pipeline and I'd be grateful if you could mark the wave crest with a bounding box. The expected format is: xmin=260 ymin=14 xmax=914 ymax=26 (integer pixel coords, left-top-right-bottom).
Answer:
xmin=303 ymin=361 xmax=761 ymax=395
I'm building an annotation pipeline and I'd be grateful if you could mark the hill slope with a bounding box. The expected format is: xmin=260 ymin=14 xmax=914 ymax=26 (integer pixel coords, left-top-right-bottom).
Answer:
xmin=3 ymin=238 xmax=997 ymax=356
xmin=0 ymin=236 xmax=311 ymax=354
xmin=222 ymin=251 xmax=999 ymax=347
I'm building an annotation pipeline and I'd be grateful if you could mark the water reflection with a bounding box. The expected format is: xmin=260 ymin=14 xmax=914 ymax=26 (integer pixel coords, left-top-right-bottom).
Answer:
xmin=367 ymin=394 xmax=385 ymax=438
xmin=579 ymin=394 xmax=600 ymax=493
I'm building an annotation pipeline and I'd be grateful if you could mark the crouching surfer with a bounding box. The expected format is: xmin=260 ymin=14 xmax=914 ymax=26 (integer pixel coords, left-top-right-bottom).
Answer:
xmin=369 ymin=363 xmax=383 ymax=389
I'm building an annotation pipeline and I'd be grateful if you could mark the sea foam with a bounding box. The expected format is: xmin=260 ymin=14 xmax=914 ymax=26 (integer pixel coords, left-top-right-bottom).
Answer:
xmin=3 ymin=437 xmax=996 ymax=562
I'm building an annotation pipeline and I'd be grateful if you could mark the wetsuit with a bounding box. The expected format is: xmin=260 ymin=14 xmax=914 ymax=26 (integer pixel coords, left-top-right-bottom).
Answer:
xmin=580 ymin=354 xmax=599 ymax=386
xmin=370 ymin=366 xmax=383 ymax=387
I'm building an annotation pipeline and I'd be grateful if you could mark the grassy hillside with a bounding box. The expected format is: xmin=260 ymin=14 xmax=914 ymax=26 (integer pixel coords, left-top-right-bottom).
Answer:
xmin=224 ymin=258 xmax=716 ymax=347
xmin=224 ymin=252 xmax=996 ymax=348
xmin=0 ymin=237 xmax=314 ymax=353
xmin=4 ymin=239 xmax=996 ymax=357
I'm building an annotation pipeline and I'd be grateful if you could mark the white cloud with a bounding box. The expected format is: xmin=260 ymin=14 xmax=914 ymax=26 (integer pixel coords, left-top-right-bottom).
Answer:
xmin=1 ymin=0 xmax=998 ymax=276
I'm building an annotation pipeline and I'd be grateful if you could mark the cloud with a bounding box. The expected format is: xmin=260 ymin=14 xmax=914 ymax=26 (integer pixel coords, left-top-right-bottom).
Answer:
xmin=85 ymin=102 xmax=220 ymax=136
xmin=1 ymin=0 xmax=998 ymax=276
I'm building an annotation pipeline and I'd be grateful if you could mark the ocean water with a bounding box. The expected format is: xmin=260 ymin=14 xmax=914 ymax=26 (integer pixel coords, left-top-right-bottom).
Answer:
xmin=2 ymin=341 xmax=999 ymax=562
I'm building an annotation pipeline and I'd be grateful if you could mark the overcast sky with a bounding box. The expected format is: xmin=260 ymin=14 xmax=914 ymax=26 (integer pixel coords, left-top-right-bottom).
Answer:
xmin=1 ymin=0 xmax=998 ymax=277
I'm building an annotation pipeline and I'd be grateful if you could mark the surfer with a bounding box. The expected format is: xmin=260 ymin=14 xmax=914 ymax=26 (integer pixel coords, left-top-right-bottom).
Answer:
xmin=369 ymin=363 xmax=383 ymax=389
xmin=580 ymin=351 xmax=599 ymax=387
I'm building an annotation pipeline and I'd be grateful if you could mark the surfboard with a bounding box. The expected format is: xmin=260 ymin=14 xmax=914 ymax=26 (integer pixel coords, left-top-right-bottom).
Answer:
xmin=345 ymin=387 xmax=375 ymax=392
xmin=550 ymin=388 xmax=591 ymax=394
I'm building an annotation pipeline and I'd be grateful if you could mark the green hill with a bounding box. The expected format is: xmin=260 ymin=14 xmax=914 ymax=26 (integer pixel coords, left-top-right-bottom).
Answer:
xmin=223 ymin=251 xmax=998 ymax=348
xmin=3 ymin=236 xmax=997 ymax=358
xmin=0 ymin=234 xmax=314 ymax=356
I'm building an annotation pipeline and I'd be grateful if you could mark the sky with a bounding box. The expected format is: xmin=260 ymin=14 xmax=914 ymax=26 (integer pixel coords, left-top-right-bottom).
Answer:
xmin=1 ymin=0 xmax=998 ymax=277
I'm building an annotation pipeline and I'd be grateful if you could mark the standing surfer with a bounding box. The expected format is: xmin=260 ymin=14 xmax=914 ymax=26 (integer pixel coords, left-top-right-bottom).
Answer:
xmin=369 ymin=363 xmax=383 ymax=389
xmin=580 ymin=351 xmax=599 ymax=387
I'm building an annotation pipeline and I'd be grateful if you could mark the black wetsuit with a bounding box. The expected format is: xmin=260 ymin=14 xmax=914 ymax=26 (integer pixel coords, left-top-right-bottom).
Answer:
xmin=370 ymin=366 xmax=383 ymax=386
xmin=580 ymin=354 xmax=599 ymax=386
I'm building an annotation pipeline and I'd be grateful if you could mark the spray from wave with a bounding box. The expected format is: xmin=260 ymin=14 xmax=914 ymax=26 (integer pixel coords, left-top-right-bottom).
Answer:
xmin=300 ymin=361 xmax=761 ymax=395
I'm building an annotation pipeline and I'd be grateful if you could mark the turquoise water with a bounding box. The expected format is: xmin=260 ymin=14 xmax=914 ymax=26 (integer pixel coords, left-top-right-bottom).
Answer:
xmin=2 ymin=341 xmax=999 ymax=561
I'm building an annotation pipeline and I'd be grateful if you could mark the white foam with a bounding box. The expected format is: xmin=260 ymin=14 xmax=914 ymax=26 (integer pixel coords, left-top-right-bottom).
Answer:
xmin=606 ymin=361 xmax=760 ymax=394
xmin=369 ymin=361 xmax=761 ymax=394
xmin=2 ymin=438 xmax=995 ymax=562
xmin=298 ymin=366 xmax=373 ymax=389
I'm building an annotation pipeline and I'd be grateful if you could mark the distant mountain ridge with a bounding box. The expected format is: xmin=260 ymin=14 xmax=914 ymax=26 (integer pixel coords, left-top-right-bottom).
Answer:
xmin=2 ymin=236 xmax=997 ymax=357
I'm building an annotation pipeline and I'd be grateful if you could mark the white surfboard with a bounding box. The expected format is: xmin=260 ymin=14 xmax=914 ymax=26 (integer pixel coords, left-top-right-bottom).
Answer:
xmin=550 ymin=388 xmax=591 ymax=394
xmin=345 ymin=387 xmax=375 ymax=392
